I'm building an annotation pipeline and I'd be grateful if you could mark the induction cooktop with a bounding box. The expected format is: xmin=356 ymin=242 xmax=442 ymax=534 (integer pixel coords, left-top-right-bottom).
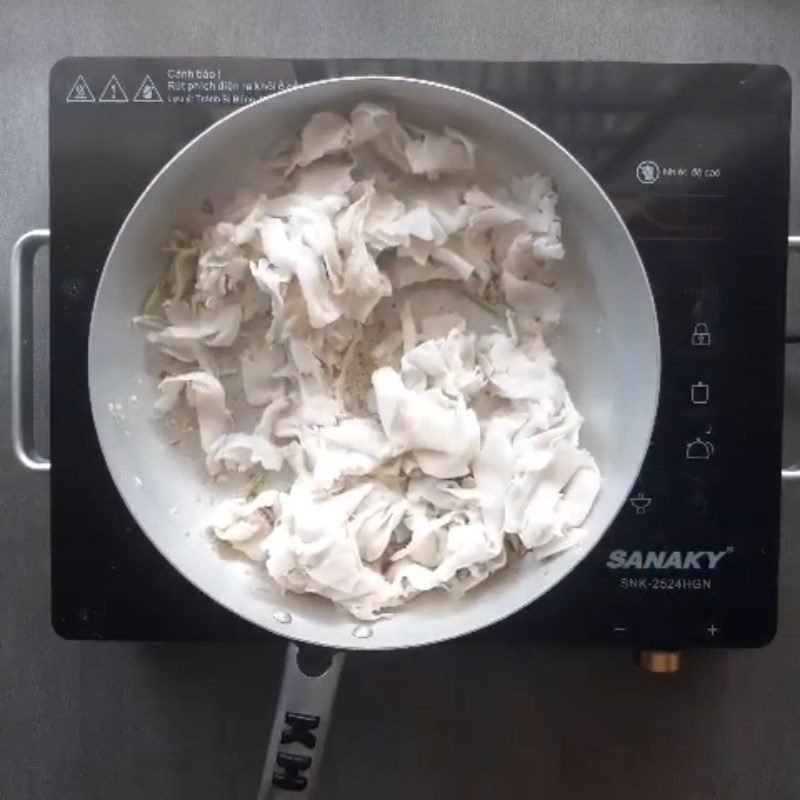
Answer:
xmin=48 ymin=58 xmax=791 ymax=651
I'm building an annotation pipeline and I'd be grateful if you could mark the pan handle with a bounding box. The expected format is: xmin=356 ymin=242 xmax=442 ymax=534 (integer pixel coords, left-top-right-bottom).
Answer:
xmin=10 ymin=229 xmax=50 ymax=472
xmin=784 ymin=235 xmax=800 ymax=480
xmin=257 ymin=643 xmax=345 ymax=800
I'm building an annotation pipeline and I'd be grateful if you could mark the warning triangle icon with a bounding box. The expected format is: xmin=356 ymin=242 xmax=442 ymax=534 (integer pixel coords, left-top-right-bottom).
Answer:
xmin=66 ymin=75 xmax=95 ymax=103
xmin=99 ymin=75 xmax=129 ymax=103
xmin=133 ymin=75 xmax=163 ymax=103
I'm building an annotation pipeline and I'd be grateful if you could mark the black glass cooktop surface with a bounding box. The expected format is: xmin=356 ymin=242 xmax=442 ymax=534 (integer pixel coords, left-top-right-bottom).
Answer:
xmin=49 ymin=58 xmax=790 ymax=647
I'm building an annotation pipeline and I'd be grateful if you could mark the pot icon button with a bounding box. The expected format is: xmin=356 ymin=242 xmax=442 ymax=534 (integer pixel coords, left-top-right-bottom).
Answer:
xmin=686 ymin=437 xmax=714 ymax=460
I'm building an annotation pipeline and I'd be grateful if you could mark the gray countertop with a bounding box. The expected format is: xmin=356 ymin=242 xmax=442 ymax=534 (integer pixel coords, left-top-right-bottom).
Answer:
xmin=3 ymin=1 xmax=800 ymax=798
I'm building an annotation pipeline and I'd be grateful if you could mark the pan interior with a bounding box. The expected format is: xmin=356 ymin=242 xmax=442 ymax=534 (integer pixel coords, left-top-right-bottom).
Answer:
xmin=88 ymin=77 xmax=659 ymax=650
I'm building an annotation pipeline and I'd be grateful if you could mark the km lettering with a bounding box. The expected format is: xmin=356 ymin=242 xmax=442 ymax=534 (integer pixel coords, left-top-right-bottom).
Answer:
xmin=272 ymin=712 xmax=321 ymax=792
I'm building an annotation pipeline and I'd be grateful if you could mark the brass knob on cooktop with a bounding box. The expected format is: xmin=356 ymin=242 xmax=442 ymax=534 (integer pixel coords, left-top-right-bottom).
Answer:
xmin=640 ymin=651 xmax=681 ymax=673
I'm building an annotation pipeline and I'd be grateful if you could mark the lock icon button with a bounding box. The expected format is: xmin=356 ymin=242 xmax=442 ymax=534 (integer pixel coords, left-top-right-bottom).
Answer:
xmin=691 ymin=322 xmax=711 ymax=347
